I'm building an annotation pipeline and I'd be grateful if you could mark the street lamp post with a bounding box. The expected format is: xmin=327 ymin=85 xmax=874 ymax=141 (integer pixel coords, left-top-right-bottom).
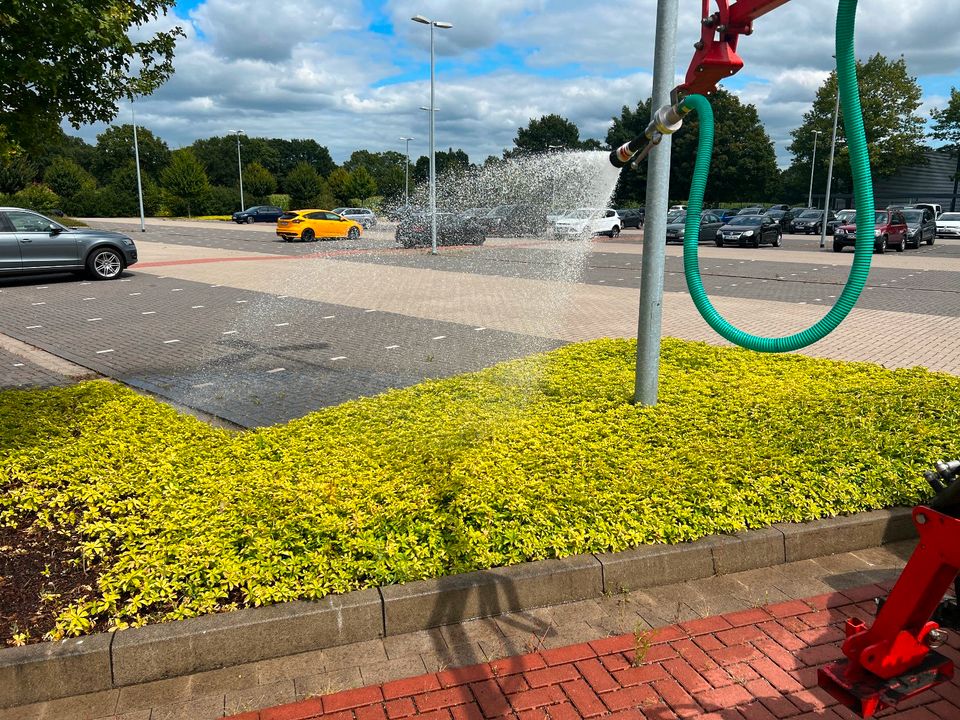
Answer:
xmin=807 ymin=130 xmax=822 ymax=209
xmin=131 ymin=103 xmax=146 ymax=233
xmin=412 ymin=14 xmax=453 ymax=255
xmin=231 ymin=130 xmax=245 ymax=211
xmin=400 ymin=136 xmax=414 ymax=207
xmin=820 ymin=88 xmax=841 ymax=249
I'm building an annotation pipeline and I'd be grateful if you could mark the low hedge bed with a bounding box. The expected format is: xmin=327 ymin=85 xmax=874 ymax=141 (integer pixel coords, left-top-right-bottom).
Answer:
xmin=2 ymin=338 xmax=958 ymax=643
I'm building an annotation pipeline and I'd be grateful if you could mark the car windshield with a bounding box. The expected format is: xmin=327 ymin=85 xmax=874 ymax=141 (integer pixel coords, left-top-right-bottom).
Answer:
xmin=799 ymin=210 xmax=822 ymax=218
xmin=565 ymin=208 xmax=597 ymax=220
xmin=737 ymin=208 xmax=759 ymax=215
xmin=731 ymin=216 xmax=763 ymax=226
xmin=765 ymin=210 xmax=785 ymax=218
xmin=836 ymin=211 xmax=856 ymax=222
xmin=279 ymin=212 xmax=299 ymax=219
xmin=940 ymin=213 xmax=960 ymax=221
xmin=902 ymin=210 xmax=922 ymax=223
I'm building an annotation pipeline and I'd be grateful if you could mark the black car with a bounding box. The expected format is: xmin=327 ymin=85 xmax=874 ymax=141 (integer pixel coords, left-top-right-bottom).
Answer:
xmin=615 ymin=208 xmax=644 ymax=229
xmin=706 ymin=208 xmax=738 ymax=223
xmin=665 ymin=212 xmax=725 ymax=244
xmin=901 ymin=208 xmax=937 ymax=247
xmin=715 ymin=215 xmax=782 ymax=247
xmin=396 ymin=212 xmax=486 ymax=248
xmin=232 ymin=205 xmax=284 ymax=224
xmin=736 ymin=206 xmax=766 ymax=216
xmin=791 ymin=209 xmax=838 ymax=235
xmin=763 ymin=208 xmax=799 ymax=230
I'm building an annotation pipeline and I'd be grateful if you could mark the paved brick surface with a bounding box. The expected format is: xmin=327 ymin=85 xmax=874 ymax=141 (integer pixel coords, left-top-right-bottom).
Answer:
xmin=220 ymin=581 xmax=960 ymax=720
xmin=0 ymin=345 xmax=68 ymax=388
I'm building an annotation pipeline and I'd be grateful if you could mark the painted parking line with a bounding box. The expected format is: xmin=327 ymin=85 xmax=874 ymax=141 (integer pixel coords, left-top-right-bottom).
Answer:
xmin=432 ymin=336 xmax=446 ymax=340
xmin=31 ymin=302 xmax=46 ymax=306
xmin=25 ymin=325 xmax=42 ymax=329
xmin=222 ymin=330 xmax=238 ymax=335
xmin=474 ymin=327 xmax=486 ymax=331
xmin=163 ymin=339 xmax=181 ymax=344
xmin=266 ymin=368 xmax=285 ymax=374
xmin=142 ymin=311 xmax=156 ymax=315
xmin=274 ymin=323 xmax=289 ymax=327
xmin=96 ymin=349 xmax=114 ymax=354
xmin=236 ymin=300 xmax=248 ymax=304
xmin=192 ymin=382 xmax=215 ymax=389
xmin=330 ymin=356 xmax=347 ymax=361
xmin=87 ymin=318 xmax=103 ymax=322
xmin=385 ymin=345 xmax=400 ymax=349
xmin=171 ymin=288 xmax=183 ymax=292
xmin=83 ymin=297 xmax=96 ymax=301
xmin=192 ymin=305 xmax=204 ymax=309
xmin=35 ymin=286 xmax=48 ymax=290
xmin=323 ymin=315 xmax=335 ymax=319
xmin=13 ymin=363 xmax=24 ymax=367
xmin=130 ymin=292 xmax=142 ymax=296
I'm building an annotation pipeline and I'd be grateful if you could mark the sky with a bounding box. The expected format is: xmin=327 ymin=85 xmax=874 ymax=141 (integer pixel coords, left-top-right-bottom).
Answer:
xmin=74 ymin=0 xmax=960 ymax=168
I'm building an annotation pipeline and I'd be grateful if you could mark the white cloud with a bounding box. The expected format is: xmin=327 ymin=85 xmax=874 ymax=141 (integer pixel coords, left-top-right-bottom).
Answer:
xmin=69 ymin=0 xmax=960 ymax=169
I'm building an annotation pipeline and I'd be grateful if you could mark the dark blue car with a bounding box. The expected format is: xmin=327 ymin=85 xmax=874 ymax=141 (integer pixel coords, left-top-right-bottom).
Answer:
xmin=232 ymin=205 xmax=283 ymax=224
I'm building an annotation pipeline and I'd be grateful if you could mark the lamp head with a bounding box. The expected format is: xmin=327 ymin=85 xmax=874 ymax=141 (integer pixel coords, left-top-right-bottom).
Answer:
xmin=434 ymin=21 xmax=453 ymax=28
xmin=411 ymin=15 xmax=430 ymax=24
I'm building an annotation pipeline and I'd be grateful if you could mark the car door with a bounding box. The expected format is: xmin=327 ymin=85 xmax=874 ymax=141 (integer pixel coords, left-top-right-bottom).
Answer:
xmin=324 ymin=211 xmax=348 ymax=236
xmin=7 ymin=210 xmax=79 ymax=269
xmin=0 ymin=212 xmax=22 ymax=271
xmin=761 ymin=217 xmax=777 ymax=243
xmin=699 ymin=214 xmax=723 ymax=242
xmin=892 ymin=212 xmax=907 ymax=245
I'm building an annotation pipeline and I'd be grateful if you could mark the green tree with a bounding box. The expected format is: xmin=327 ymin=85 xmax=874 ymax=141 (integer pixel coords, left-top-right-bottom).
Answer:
xmin=0 ymin=154 xmax=35 ymax=194
xmin=436 ymin=148 xmax=470 ymax=176
xmin=788 ymin=54 xmax=927 ymax=197
xmin=510 ymin=114 xmax=584 ymax=155
xmin=931 ymin=87 xmax=960 ymax=212
xmin=344 ymin=150 xmax=406 ymax=199
xmin=284 ymin=163 xmax=322 ymax=209
xmin=105 ymin=161 xmax=162 ymax=216
xmin=43 ymin=157 xmax=97 ymax=199
xmin=160 ymin=149 xmax=209 ymax=218
xmin=607 ymin=89 xmax=780 ymax=205
xmin=266 ymin=138 xmax=335 ymax=187
xmin=347 ymin=166 xmax=377 ymax=203
xmin=326 ymin=168 xmax=353 ymax=205
xmin=243 ymin=162 xmax=276 ymax=202
xmin=92 ymin=124 xmax=170 ymax=185
xmin=0 ymin=0 xmax=183 ymax=154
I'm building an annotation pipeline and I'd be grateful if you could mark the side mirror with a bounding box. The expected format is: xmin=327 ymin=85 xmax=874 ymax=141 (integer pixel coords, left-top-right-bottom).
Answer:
xmin=48 ymin=224 xmax=62 ymax=235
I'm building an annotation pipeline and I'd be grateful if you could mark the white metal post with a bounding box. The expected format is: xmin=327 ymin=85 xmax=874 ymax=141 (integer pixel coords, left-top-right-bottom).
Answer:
xmin=635 ymin=0 xmax=679 ymax=406
xmin=132 ymin=105 xmax=146 ymax=232
xmin=400 ymin=136 xmax=414 ymax=206
xmin=807 ymin=130 xmax=822 ymax=209
xmin=233 ymin=130 xmax=245 ymax=210
xmin=428 ymin=22 xmax=437 ymax=255
xmin=820 ymin=90 xmax=841 ymax=248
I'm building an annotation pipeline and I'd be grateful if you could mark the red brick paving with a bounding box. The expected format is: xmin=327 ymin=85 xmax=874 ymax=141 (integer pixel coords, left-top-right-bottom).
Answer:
xmin=227 ymin=586 xmax=960 ymax=719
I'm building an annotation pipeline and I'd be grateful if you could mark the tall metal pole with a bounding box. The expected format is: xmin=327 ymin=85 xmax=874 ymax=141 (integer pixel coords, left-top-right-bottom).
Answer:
xmin=428 ymin=21 xmax=437 ymax=255
xmin=400 ymin=136 xmax=414 ymax=206
xmin=131 ymin=104 xmax=146 ymax=233
xmin=807 ymin=130 xmax=822 ymax=208
xmin=233 ymin=130 xmax=245 ymax=210
xmin=820 ymin=88 xmax=841 ymax=249
xmin=634 ymin=0 xmax=679 ymax=406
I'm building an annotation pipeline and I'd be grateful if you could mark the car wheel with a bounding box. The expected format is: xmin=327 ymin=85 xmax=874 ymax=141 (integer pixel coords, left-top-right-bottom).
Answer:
xmin=751 ymin=236 xmax=760 ymax=248
xmin=896 ymin=234 xmax=906 ymax=252
xmin=875 ymin=235 xmax=887 ymax=254
xmin=348 ymin=227 xmax=360 ymax=240
xmin=301 ymin=228 xmax=315 ymax=242
xmin=832 ymin=240 xmax=843 ymax=253
xmin=928 ymin=235 xmax=935 ymax=246
xmin=87 ymin=247 xmax=124 ymax=280
xmin=715 ymin=239 xmax=723 ymax=247
xmin=772 ymin=232 xmax=782 ymax=247
xmin=609 ymin=225 xmax=620 ymax=238
xmin=245 ymin=216 xmax=255 ymax=224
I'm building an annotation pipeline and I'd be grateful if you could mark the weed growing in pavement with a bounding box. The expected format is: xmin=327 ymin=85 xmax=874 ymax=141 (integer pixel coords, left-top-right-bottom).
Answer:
xmin=632 ymin=625 xmax=653 ymax=668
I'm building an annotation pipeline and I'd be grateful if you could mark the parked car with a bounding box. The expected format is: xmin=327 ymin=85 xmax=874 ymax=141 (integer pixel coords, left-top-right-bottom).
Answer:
xmin=706 ymin=208 xmax=738 ymax=223
xmin=763 ymin=208 xmax=799 ymax=230
xmin=936 ymin=211 xmax=960 ymax=238
xmin=767 ymin=203 xmax=790 ymax=211
xmin=553 ymin=208 xmax=621 ymax=239
xmin=232 ymin=205 xmax=283 ymax=224
xmin=913 ymin=203 xmax=942 ymax=219
xmin=480 ymin=205 xmax=547 ymax=236
xmin=834 ymin=209 xmax=857 ymax=227
xmin=0 ymin=207 xmax=138 ymax=280
xmin=832 ymin=209 xmax=907 ymax=253
xmin=736 ymin=206 xmax=765 ymax=216
xmin=715 ymin=215 xmax=782 ymax=247
xmin=275 ymin=209 xmax=363 ymax=242
xmin=615 ymin=208 xmax=645 ymax=229
xmin=546 ymin=208 xmax=574 ymax=224
xmin=396 ymin=212 xmax=486 ymax=248
xmin=901 ymin=208 xmax=937 ymax=247
xmin=665 ymin=211 xmax=725 ymax=244
xmin=332 ymin=207 xmax=377 ymax=229
xmin=791 ymin=209 xmax=838 ymax=235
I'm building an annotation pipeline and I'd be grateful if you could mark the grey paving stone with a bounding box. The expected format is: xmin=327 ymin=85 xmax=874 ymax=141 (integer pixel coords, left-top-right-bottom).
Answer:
xmin=223 ymin=680 xmax=295 ymax=716
xmin=146 ymin=693 xmax=224 ymax=720
xmin=293 ymin=667 xmax=365 ymax=701
xmin=595 ymin=540 xmax=716 ymax=594
xmin=711 ymin=527 xmax=786 ymax=575
xmin=0 ymin=689 xmax=119 ymax=720
xmin=358 ymin=655 xmax=428 ymax=686
xmin=778 ymin=508 xmax=914 ymax=562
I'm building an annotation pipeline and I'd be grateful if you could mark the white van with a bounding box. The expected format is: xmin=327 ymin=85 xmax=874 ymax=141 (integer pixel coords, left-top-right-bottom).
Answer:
xmin=913 ymin=203 xmax=942 ymax=219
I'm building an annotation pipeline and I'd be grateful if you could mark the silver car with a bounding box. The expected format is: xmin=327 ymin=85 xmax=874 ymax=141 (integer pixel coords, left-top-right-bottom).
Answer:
xmin=332 ymin=207 xmax=377 ymax=229
xmin=0 ymin=207 xmax=138 ymax=280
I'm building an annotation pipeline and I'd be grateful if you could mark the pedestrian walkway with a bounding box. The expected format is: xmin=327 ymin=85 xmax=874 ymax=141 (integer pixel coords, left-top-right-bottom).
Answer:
xmin=224 ymin=579 xmax=959 ymax=720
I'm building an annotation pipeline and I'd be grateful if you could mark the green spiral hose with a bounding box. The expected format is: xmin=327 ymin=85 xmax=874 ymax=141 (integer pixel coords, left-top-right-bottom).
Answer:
xmin=680 ymin=0 xmax=874 ymax=353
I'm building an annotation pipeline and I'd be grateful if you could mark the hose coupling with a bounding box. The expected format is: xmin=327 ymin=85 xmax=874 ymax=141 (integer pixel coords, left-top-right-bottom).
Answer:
xmin=608 ymin=102 xmax=691 ymax=169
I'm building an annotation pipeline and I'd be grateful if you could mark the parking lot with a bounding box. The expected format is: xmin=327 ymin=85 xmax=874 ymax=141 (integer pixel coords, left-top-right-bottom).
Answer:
xmin=3 ymin=217 xmax=960 ymax=427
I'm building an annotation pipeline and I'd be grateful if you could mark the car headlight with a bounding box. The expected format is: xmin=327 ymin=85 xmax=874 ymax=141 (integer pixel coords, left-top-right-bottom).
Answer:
xmin=120 ymin=237 xmax=135 ymax=246
xmin=677 ymin=229 xmax=685 ymax=237
xmin=743 ymin=230 xmax=754 ymax=237
xmin=874 ymin=230 xmax=882 ymax=237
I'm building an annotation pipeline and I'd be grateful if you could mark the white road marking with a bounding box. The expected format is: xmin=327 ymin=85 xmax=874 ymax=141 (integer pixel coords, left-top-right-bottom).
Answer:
xmin=323 ymin=315 xmax=335 ymax=319
xmin=80 ymin=282 xmax=91 ymax=285
xmin=210 ymin=284 xmax=222 ymax=288
xmin=236 ymin=300 xmax=248 ymax=304
xmin=266 ymin=368 xmax=285 ymax=374
xmin=330 ymin=356 xmax=347 ymax=361
xmin=474 ymin=327 xmax=486 ymax=331
xmin=163 ymin=339 xmax=180 ymax=344
xmin=96 ymin=349 xmax=114 ymax=354
xmin=277 ymin=295 xmax=288 ymax=299
xmin=192 ymin=382 xmax=215 ymax=389
xmin=142 ymin=311 xmax=156 ymax=315
xmin=191 ymin=305 xmax=204 ymax=309
xmin=129 ymin=292 xmax=141 ymax=296
xmin=36 ymin=286 xmax=48 ymax=290
xmin=385 ymin=345 xmax=400 ymax=349
xmin=83 ymin=297 xmax=95 ymax=301
xmin=364 ymin=309 xmax=376 ymax=313
xmin=222 ymin=330 xmax=238 ymax=335
xmin=31 ymin=302 xmax=45 ymax=306
xmin=13 ymin=363 xmax=24 ymax=367
xmin=275 ymin=322 xmax=289 ymax=327
xmin=87 ymin=318 xmax=102 ymax=322
xmin=120 ymin=279 xmax=132 ymax=282
xmin=171 ymin=288 xmax=183 ymax=292
xmin=26 ymin=325 xmax=42 ymax=329
xmin=432 ymin=336 xmax=446 ymax=341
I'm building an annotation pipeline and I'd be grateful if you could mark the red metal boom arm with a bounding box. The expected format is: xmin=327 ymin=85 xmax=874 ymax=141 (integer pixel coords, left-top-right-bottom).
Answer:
xmin=675 ymin=0 xmax=792 ymax=99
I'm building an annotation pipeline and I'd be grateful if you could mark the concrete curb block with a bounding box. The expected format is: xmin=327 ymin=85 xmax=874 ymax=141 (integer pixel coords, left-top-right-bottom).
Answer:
xmin=1 ymin=507 xmax=917 ymax=708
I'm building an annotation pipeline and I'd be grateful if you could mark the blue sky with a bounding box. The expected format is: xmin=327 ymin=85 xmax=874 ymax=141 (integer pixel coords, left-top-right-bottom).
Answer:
xmin=81 ymin=0 xmax=960 ymax=167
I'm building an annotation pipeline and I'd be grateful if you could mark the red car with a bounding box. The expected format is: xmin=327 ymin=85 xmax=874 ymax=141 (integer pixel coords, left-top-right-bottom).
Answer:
xmin=832 ymin=209 xmax=908 ymax=254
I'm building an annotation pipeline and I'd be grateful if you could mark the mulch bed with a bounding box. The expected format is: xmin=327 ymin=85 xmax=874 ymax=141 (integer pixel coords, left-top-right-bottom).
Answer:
xmin=0 ymin=524 xmax=102 ymax=646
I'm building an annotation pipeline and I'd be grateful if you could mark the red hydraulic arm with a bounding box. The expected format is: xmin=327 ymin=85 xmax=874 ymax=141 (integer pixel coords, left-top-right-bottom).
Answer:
xmin=674 ymin=0 xmax=792 ymax=100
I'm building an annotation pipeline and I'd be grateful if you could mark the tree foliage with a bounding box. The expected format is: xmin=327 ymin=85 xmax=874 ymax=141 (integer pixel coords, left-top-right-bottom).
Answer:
xmin=0 ymin=0 xmax=183 ymax=153
xmin=347 ymin=166 xmax=377 ymax=203
xmin=607 ymin=89 xmax=780 ymax=205
xmin=243 ymin=162 xmax=276 ymax=202
xmin=0 ymin=155 xmax=35 ymax=194
xmin=160 ymin=149 xmax=209 ymax=217
xmin=787 ymin=54 xmax=927 ymax=196
xmin=43 ymin=157 xmax=96 ymax=199
xmin=92 ymin=124 xmax=170 ymax=185
xmin=326 ymin=168 xmax=353 ymax=205
xmin=284 ymin=163 xmax=322 ymax=209
xmin=510 ymin=114 xmax=588 ymax=156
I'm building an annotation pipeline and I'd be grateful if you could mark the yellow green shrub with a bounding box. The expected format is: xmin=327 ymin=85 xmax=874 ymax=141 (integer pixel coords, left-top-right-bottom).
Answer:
xmin=2 ymin=338 xmax=958 ymax=639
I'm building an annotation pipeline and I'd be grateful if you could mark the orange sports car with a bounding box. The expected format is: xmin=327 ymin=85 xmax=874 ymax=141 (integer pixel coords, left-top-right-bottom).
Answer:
xmin=276 ymin=209 xmax=363 ymax=242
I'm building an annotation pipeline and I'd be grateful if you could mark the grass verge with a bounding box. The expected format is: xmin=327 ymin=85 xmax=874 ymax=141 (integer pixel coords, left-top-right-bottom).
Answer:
xmin=2 ymin=338 xmax=957 ymax=643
